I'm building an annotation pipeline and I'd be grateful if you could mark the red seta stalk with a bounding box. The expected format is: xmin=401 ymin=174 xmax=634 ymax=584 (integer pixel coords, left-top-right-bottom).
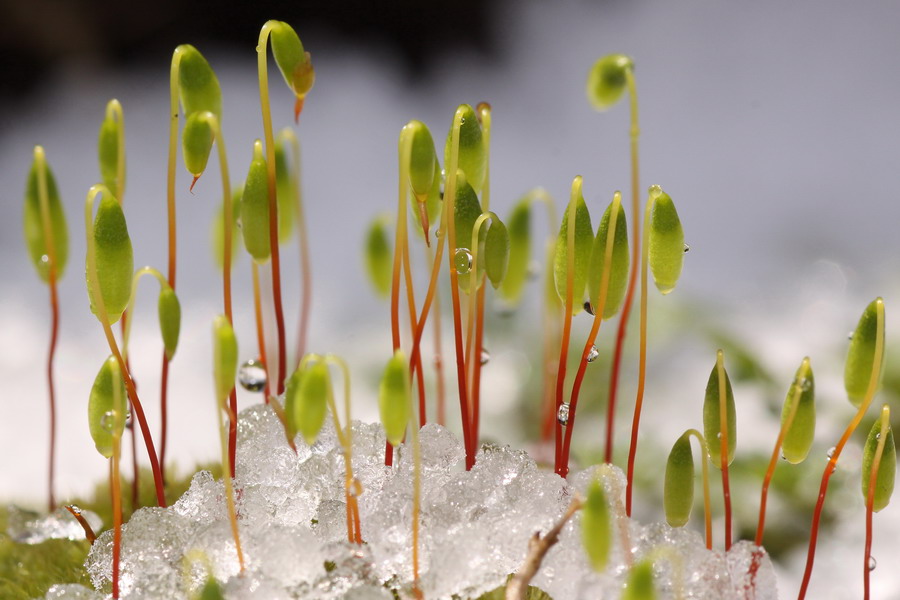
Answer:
xmin=46 ymin=267 xmax=60 ymax=512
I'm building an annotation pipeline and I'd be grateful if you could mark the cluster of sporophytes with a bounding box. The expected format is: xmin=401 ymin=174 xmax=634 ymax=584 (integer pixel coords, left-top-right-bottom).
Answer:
xmin=17 ymin=19 xmax=896 ymax=599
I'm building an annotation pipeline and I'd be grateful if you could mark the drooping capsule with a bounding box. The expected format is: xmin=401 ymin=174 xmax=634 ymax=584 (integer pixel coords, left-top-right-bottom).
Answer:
xmin=553 ymin=177 xmax=594 ymax=314
xmin=176 ymin=44 xmax=222 ymax=119
xmin=703 ymin=352 xmax=736 ymax=467
xmin=157 ymin=287 xmax=181 ymax=361
xmin=484 ymin=218 xmax=510 ymax=289
xmin=364 ymin=216 xmax=393 ymax=298
xmin=240 ymin=140 xmax=272 ymax=263
xmin=647 ymin=186 xmax=685 ymax=295
xmin=582 ymin=478 xmax=611 ymax=572
xmin=861 ymin=406 xmax=895 ymax=512
xmin=87 ymin=356 xmax=126 ymax=458
xmin=212 ymin=315 xmax=238 ymax=404
xmin=587 ymin=192 xmax=629 ymax=318
xmin=88 ymin=191 xmax=133 ymax=324
xmin=445 ymin=104 xmax=486 ymax=194
xmin=664 ymin=431 xmax=695 ymax=527
xmin=844 ymin=298 xmax=885 ymax=408
xmin=268 ymin=20 xmax=315 ymax=118
xmin=780 ymin=358 xmax=816 ymax=464
xmin=585 ymin=54 xmax=634 ymax=111
xmin=379 ymin=350 xmax=411 ymax=447
xmin=182 ymin=111 xmax=215 ymax=180
xmin=24 ymin=148 xmax=69 ymax=283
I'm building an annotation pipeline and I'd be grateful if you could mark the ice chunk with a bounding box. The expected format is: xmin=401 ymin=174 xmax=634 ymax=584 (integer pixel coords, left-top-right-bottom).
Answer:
xmin=41 ymin=584 xmax=105 ymax=599
xmin=6 ymin=505 xmax=102 ymax=544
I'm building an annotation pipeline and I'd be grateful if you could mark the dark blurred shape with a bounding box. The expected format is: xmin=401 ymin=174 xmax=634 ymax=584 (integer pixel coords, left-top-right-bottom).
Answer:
xmin=0 ymin=0 xmax=498 ymax=104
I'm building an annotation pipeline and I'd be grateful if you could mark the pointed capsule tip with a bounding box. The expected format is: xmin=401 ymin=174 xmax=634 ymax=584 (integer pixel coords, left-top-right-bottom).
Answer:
xmin=418 ymin=201 xmax=431 ymax=248
xmin=189 ymin=175 xmax=201 ymax=193
xmin=294 ymin=96 xmax=305 ymax=124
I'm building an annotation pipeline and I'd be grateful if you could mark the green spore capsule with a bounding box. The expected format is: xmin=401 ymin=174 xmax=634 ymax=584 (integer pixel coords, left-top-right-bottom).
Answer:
xmin=647 ymin=186 xmax=684 ymax=295
xmin=454 ymin=172 xmax=485 ymax=292
xmin=862 ymin=406 xmax=895 ymax=512
xmin=780 ymin=358 xmax=816 ymax=464
xmin=88 ymin=192 xmax=133 ymax=324
xmin=240 ymin=140 xmax=272 ymax=263
xmin=274 ymin=136 xmax=296 ymax=243
xmin=364 ymin=216 xmax=393 ymax=298
xmin=845 ymin=298 xmax=885 ymax=407
xmin=664 ymin=432 xmax=695 ymax=527
xmin=445 ymin=104 xmax=486 ymax=194
xmin=182 ymin=111 xmax=215 ymax=180
xmin=622 ymin=559 xmax=656 ymax=600
xmin=24 ymin=149 xmax=69 ymax=282
xmin=269 ymin=21 xmax=316 ymax=104
xmin=292 ymin=362 xmax=330 ymax=446
xmin=587 ymin=193 xmax=629 ymax=318
xmin=498 ymin=198 xmax=530 ymax=304
xmin=484 ymin=218 xmax=510 ymax=289
xmin=586 ymin=54 xmax=634 ymax=111
xmin=87 ymin=355 xmax=126 ymax=458
xmin=158 ymin=287 xmax=181 ymax=361
xmin=553 ymin=179 xmax=593 ymax=314
xmin=97 ymin=101 xmax=123 ymax=198
xmin=177 ymin=44 xmax=222 ymax=119
xmin=379 ymin=350 xmax=411 ymax=447
xmin=582 ymin=478 xmax=611 ymax=572
xmin=194 ymin=577 xmax=225 ymax=600
xmin=211 ymin=186 xmax=243 ymax=269
xmin=703 ymin=353 xmax=736 ymax=467
xmin=212 ymin=315 xmax=238 ymax=404
xmin=406 ymin=120 xmax=436 ymax=201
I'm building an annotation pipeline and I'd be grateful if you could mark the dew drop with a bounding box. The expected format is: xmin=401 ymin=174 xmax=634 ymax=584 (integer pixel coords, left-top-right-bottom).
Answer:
xmin=480 ymin=349 xmax=490 ymax=365
xmin=434 ymin=227 xmax=442 ymax=238
xmin=683 ymin=244 xmax=691 ymax=253
xmin=868 ymin=556 xmax=877 ymax=571
xmin=124 ymin=410 xmax=132 ymax=428
xmin=716 ymin=432 xmax=723 ymax=440
xmin=557 ymin=403 xmax=570 ymax=426
xmin=238 ymin=359 xmax=267 ymax=392
xmin=583 ymin=301 xmax=595 ymax=316
xmin=40 ymin=254 xmax=50 ymax=264
xmin=848 ymin=331 xmax=855 ymax=341
xmin=797 ymin=377 xmax=812 ymax=392
xmin=875 ymin=432 xmax=882 ymax=440
xmin=454 ymin=248 xmax=473 ymax=274
xmin=100 ymin=410 xmax=117 ymax=432
xmin=348 ymin=477 xmax=363 ymax=498
xmin=826 ymin=446 xmax=836 ymax=459
xmin=586 ymin=345 xmax=600 ymax=363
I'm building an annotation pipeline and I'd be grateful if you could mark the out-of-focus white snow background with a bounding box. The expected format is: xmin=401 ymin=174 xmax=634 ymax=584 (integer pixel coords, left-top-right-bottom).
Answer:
xmin=2 ymin=1 xmax=900 ymax=597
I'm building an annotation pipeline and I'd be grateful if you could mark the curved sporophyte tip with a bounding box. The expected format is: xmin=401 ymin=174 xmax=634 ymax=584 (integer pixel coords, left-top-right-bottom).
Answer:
xmin=268 ymin=21 xmax=315 ymax=122
xmin=586 ymin=53 xmax=634 ymax=111
xmin=176 ymin=45 xmax=222 ymax=119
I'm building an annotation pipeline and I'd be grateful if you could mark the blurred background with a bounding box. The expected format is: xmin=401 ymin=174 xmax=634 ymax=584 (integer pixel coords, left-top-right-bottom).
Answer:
xmin=2 ymin=0 xmax=900 ymax=597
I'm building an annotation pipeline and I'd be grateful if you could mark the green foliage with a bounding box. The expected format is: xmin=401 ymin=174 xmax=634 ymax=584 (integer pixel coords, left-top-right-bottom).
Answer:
xmin=703 ymin=354 xmax=736 ymax=467
xmin=87 ymin=355 xmax=126 ymax=458
xmin=290 ymin=362 xmax=330 ymax=445
xmin=664 ymin=432 xmax=694 ymax=527
xmin=553 ymin=183 xmax=593 ymax=314
xmin=177 ymin=45 xmax=222 ymax=119
xmin=182 ymin=111 xmax=215 ymax=177
xmin=364 ymin=216 xmax=393 ymax=298
xmin=845 ymin=298 xmax=885 ymax=407
xmin=240 ymin=141 xmax=272 ymax=262
xmin=582 ymin=478 xmax=611 ymax=572
xmin=484 ymin=218 xmax=510 ymax=289
xmin=269 ymin=20 xmax=315 ymax=99
xmin=861 ymin=409 xmax=895 ymax=512
xmin=158 ymin=288 xmax=182 ymax=360
xmin=445 ymin=104 xmax=486 ymax=194
xmin=498 ymin=197 xmax=531 ymax=304
xmin=97 ymin=101 xmax=122 ymax=198
xmin=379 ymin=350 xmax=411 ymax=446
xmin=88 ymin=191 xmax=133 ymax=324
xmin=212 ymin=315 xmax=238 ymax=404
xmin=622 ymin=559 xmax=656 ymax=600
xmin=647 ymin=186 xmax=684 ymax=295
xmin=23 ymin=150 xmax=69 ymax=282
xmin=585 ymin=54 xmax=634 ymax=110
xmin=587 ymin=193 xmax=629 ymax=318
xmin=780 ymin=358 xmax=815 ymax=464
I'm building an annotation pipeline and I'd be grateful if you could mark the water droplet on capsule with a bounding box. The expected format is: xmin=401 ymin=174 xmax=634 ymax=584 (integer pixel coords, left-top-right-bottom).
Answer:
xmin=557 ymin=403 xmax=570 ymax=426
xmin=434 ymin=227 xmax=442 ymax=238
xmin=40 ymin=254 xmax=50 ymax=264
xmin=586 ymin=345 xmax=600 ymax=363
xmin=716 ymin=432 xmax=723 ymax=440
xmin=683 ymin=244 xmax=691 ymax=253
xmin=848 ymin=332 xmax=855 ymax=340
xmin=826 ymin=446 xmax=836 ymax=459
xmin=238 ymin=359 xmax=267 ymax=392
xmin=480 ymin=349 xmax=490 ymax=365
xmin=100 ymin=410 xmax=117 ymax=432
xmin=454 ymin=248 xmax=473 ymax=274
xmin=868 ymin=556 xmax=877 ymax=571
xmin=583 ymin=301 xmax=595 ymax=316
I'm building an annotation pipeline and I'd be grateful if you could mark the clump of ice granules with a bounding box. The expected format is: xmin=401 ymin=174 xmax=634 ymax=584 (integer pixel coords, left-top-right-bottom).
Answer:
xmin=63 ymin=404 xmax=777 ymax=599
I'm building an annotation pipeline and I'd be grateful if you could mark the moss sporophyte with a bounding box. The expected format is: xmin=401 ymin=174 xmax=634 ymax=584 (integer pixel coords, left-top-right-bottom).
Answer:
xmin=10 ymin=21 xmax=897 ymax=600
